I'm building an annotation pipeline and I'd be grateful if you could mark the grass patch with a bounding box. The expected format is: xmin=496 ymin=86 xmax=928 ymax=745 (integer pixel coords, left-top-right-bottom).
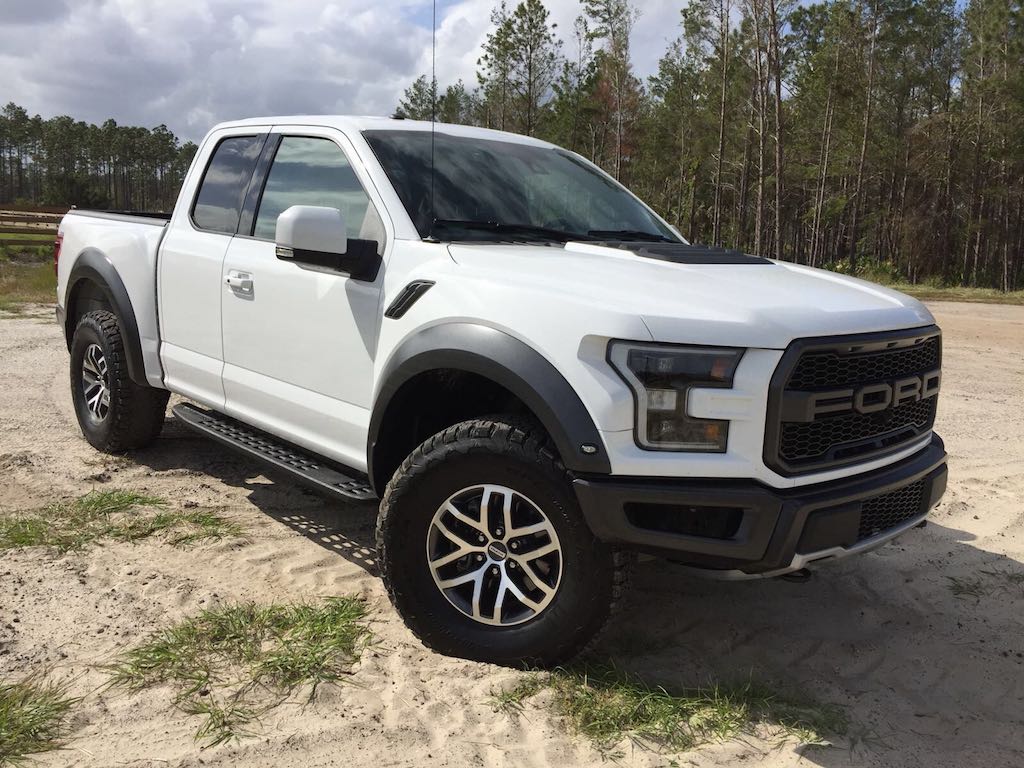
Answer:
xmin=0 ymin=232 xmax=55 ymax=242
xmin=491 ymin=666 xmax=846 ymax=755
xmin=0 ymin=677 xmax=78 ymax=765
xmin=108 ymin=599 xmax=372 ymax=746
xmin=0 ymin=262 xmax=56 ymax=312
xmin=888 ymin=284 xmax=1024 ymax=305
xmin=0 ymin=489 xmax=240 ymax=553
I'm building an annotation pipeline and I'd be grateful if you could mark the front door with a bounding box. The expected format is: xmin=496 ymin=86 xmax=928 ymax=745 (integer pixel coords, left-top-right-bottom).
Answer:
xmin=220 ymin=129 xmax=389 ymax=471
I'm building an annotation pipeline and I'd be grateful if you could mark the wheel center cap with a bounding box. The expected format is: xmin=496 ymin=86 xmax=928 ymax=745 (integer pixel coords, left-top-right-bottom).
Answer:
xmin=486 ymin=541 xmax=508 ymax=561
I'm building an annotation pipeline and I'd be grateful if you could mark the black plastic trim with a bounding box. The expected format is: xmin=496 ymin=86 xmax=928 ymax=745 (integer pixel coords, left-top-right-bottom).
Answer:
xmin=599 ymin=242 xmax=773 ymax=265
xmin=238 ymin=133 xmax=281 ymax=236
xmin=385 ymin=280 xmax=435 ymax=319
xmin=764 ymin=325 xmax=942 ymax=477
xmin=65 ymin=249 xmax=148 ymax=386
xmin=573 ymin=434 xmax=947 ymax=573
xmin=276 ymin=239 xmax=381 ymax=281
xmin=368 ymin=323 xmax=611 ymax=492
xmin=173 ymin=403 xmax=376 ymax=501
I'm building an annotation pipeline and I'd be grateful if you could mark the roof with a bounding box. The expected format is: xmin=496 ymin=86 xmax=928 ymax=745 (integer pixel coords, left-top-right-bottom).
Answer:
xmin=208 ymin=115 xmax=557 ymax=147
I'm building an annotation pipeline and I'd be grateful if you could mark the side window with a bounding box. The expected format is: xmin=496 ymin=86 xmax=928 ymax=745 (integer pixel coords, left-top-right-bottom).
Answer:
xmin=253 ymin=136 xmax=383 ymax=251
xmin=192 ymin=135 xmax=263 ymax=233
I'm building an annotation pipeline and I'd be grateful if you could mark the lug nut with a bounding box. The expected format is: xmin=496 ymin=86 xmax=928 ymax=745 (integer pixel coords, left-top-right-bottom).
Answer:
xmin=476 ymin=554 xmax=485 ymax=562
xmin=508 ymin=561 xmax=516 ymax=569
xmin=495 ymin=528 xmax=504 ymax=537
xmin=510 ymin=541 xmax=518 ymax=551
xmin=478 ymin=534 xmax=486 ymax=543
xmin=491 ymin=566 xmax=499 ymax=576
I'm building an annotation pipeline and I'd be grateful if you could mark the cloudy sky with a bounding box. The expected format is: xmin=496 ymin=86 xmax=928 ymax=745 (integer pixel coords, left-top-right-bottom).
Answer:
xmin=1 ymin=0 xmax=687 ymax=142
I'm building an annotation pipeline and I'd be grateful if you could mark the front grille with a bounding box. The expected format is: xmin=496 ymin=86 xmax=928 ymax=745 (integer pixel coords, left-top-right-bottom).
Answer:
xmin=858 ymin=480 xmax=926 ymax=540
xmin=788 ymin=337 xmax=940 ymax=389
xmin=765 ymin=328 xmax=941 ymax=476
xmin=780 ymin=398 xmax=936 ymax=463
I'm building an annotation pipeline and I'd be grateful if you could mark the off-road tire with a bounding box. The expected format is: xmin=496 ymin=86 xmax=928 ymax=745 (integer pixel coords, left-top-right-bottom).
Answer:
xmin=377 ymin=415 xmax=627 ymax=667
xmin=70 ymin=310 xmax=169 ymax=452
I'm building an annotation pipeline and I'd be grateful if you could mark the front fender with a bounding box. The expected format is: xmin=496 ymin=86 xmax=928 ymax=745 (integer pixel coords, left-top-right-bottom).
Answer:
xmin=369 ymin=323 xmax=611 ymax=486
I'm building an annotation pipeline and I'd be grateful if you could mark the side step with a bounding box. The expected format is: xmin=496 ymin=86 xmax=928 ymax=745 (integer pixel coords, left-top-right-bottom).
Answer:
xmin=172 ymin=403 xmax=376 ymax=502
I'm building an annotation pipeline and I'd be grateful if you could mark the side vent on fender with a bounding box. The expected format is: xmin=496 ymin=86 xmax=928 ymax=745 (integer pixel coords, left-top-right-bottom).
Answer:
xmin=385 ymin=280 xmax=435 ymax=319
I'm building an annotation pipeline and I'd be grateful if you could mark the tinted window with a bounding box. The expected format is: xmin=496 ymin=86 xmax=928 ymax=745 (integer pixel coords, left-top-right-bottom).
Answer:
xmin=192 ymin=135 xmax=262 ymax=233
xmin=363 ymin=130 xmax=677 ymax=242
xmin=253 ymin=137 xmax=374 ymax=242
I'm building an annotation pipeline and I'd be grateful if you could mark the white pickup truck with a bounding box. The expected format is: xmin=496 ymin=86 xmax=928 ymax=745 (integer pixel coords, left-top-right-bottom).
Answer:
xmin=55 ymin=116 xmax=947 ymax=666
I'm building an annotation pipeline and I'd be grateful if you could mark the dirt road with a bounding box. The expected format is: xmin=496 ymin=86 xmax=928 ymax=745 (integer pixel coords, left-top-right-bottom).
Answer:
xmin=1 ymin=301 xmax=1022 ymax=768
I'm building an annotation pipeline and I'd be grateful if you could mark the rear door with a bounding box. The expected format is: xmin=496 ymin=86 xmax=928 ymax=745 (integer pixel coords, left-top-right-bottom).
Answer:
xmin=219 ymin=127 xmax=390 ymax=471
xmin=159 ymin=128 xmax=268 ymax=407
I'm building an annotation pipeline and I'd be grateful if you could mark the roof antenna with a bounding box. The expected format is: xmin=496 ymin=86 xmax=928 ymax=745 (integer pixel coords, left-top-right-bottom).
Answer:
xmin=429 ymin=0 xmax=437 ymax=238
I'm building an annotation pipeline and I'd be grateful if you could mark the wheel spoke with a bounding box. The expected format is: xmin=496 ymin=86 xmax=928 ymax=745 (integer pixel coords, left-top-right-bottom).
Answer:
xmin=438 ymin=569 xmax=483 ymax=591
xmin=520 ymin=541 xmax=559 ymax=561
xmin=429 ymin=543 xmax=479 ymax=569
xmin=510 ymin=521 xmax=550 ymax=537
xmin=503 ymin=575 xmax=542 ymax=612
xmin=444 ymin=502 xmax=486 ymax=534
xmin=500 ymin=489 xmax=513 ymax=538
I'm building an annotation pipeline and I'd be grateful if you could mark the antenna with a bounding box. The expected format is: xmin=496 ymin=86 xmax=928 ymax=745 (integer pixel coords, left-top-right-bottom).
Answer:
xmin=429 ymin=0 xmax=437 ymax=236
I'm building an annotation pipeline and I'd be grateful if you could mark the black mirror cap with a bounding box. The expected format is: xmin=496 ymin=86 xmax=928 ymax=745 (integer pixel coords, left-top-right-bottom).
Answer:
xmin=276 ymin=238 xmax=381 ymax=281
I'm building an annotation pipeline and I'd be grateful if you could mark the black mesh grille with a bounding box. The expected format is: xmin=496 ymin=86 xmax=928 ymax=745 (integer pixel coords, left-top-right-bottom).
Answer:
xmin=858 ymin=480 xmax=926 ymax=540
xmin=787 ymin=337 xmax=940 ymax=390
xmin=780 ymin=398 xmax=936 ymax=463
xmin=767 ymin=330 xmax=941 ymax=475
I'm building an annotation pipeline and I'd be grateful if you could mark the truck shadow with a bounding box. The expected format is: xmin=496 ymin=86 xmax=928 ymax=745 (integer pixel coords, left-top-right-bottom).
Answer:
xmin=596 ymin=524 xmax=1024 ymax=767
xmin=136 ymin=415 xmax=1024 ymax=767
xmin=135 ymin=414 xmax=380 ymax=575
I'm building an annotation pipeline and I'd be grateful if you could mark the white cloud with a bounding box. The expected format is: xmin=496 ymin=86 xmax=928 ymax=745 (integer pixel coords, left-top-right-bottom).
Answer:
xmin=0 ymin=0 xmax=686 ymax=142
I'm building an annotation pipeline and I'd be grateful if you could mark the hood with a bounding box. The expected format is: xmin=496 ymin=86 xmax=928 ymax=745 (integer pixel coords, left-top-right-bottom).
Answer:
xmin=447 ymin=241 xmax=935 ymax=349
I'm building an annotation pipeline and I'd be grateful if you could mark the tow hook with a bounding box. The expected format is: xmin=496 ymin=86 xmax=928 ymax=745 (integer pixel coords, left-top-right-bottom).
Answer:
xmin=780 ymin=567 xmax=813 ymax=583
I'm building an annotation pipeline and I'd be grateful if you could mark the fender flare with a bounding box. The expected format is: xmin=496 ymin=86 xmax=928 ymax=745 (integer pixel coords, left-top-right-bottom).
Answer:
xmin=65 ymin=249 xmax=148 ymax=386
xmin=368 ymin=323 xmax=611 ymax=490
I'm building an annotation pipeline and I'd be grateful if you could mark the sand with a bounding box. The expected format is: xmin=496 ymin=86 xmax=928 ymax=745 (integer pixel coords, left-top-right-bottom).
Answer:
xmin=1 ymin=300 xmax=1022 ymax=768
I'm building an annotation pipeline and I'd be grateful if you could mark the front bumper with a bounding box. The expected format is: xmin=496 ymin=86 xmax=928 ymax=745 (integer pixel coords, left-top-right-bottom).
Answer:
xmin=573 ymin=434 xmax=947 ymax=578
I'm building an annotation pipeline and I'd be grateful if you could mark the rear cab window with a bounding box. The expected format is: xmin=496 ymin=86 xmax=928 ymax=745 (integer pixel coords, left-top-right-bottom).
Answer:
xmin=191 ymin=135 xmax=264 ymax=233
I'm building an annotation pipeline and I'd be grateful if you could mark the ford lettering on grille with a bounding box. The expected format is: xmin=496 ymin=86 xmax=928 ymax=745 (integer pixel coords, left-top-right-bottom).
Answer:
xmin=765 ymin=329 xmax=942 ymax=476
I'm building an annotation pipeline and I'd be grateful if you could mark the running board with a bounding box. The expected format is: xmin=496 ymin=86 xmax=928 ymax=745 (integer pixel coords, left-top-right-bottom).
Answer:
xmin=172 ymin=403 xmax=376 ymax=501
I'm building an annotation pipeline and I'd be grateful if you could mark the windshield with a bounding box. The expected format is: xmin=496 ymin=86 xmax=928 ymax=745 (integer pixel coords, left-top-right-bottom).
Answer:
xmin=362 ymin=130 xmax=679 ymax=243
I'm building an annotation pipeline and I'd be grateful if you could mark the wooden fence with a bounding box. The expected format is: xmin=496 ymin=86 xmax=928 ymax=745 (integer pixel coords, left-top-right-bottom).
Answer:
xmin=0 ymin=206 xmax=65 ymax=253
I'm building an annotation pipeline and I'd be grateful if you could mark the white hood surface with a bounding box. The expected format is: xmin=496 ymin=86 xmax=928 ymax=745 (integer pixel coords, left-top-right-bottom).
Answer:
xmin=447 ymin=241 xmax=935 ymax=349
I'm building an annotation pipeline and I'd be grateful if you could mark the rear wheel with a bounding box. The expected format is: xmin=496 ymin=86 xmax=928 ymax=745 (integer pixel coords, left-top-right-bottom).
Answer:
xmin=377 ymin=416 xmax=625 ymax=666
xmin=70 ymin=310 xmax=169 ymax=453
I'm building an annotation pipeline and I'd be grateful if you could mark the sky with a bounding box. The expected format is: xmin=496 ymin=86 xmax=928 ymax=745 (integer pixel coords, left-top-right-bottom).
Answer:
xmin=0 ymin=0 xmax=688 ymax=143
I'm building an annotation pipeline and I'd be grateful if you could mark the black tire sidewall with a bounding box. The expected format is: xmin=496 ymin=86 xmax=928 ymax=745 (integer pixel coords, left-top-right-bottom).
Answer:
xmin=70 ymin=314 xmax=121 ymax=449
xmin=382 ymin=440 xmax=614 ymax=666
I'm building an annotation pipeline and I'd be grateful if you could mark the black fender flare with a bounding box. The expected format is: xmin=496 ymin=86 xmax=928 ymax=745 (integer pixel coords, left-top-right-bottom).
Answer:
xmin=368 ymin=323 xmax=611 ymax=490
xmin=65 ymin=249 xmax=148 ymax=386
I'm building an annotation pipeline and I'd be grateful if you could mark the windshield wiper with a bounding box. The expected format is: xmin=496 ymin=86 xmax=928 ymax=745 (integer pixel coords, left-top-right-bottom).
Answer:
xmin=588 ymin=229 xmax=678 ymax=243
xmin=431 ymin=219 xmax=593 ymax=243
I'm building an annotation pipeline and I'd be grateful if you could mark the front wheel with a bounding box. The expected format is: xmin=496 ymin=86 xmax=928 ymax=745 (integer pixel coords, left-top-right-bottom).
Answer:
xmin=376 ymin=417 xmax=625 ymax=667
xmin=70 ymin=310 xmax=169 ymax=453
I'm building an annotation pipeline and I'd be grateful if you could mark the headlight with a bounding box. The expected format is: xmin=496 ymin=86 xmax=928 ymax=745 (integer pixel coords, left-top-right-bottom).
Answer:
xmin=608 ymin=342 xmax=744 ymax=452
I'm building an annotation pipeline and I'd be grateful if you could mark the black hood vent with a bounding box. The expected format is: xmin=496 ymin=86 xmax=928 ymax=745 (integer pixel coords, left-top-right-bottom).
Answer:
xmin=595 ymin=241 xmax=773 ymax=265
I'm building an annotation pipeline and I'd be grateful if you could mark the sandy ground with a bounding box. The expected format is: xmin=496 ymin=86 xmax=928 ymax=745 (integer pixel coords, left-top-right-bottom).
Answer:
xmin=1 ymin=301 xmax=1022 ymax=768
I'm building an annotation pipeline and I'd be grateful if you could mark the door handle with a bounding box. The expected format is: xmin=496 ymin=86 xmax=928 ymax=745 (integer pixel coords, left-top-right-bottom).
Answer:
xmin=225 ymin=271 xmax=253 ymax=294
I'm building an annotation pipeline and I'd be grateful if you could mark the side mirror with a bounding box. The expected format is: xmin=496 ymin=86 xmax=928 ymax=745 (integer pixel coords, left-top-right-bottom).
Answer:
xmin=275 ymin=205 xmax=379 ymax=281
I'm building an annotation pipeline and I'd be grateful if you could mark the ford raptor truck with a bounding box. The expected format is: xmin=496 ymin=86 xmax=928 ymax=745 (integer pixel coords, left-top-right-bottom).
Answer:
xmin=55 ymin=117 xmax=947 ymax=665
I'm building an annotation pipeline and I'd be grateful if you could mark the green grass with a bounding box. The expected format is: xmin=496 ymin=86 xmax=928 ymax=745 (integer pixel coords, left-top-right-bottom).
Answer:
xmin=0 ymin=262 xmax=56 ymax=312
xmin=0 ymin=677 xmax=78 ymax=765
xmin=0 ymin=232 xmax=55 ymax=242
xmin=0 ymin=489 xmax=241 ymax=553
xmin=491 ymin=665 xmax=846 ymax=755
xmin=889 ymin=284 xmax=1024 ymax=305
xmin=107 ymin=599 xmax=372 ymax=746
